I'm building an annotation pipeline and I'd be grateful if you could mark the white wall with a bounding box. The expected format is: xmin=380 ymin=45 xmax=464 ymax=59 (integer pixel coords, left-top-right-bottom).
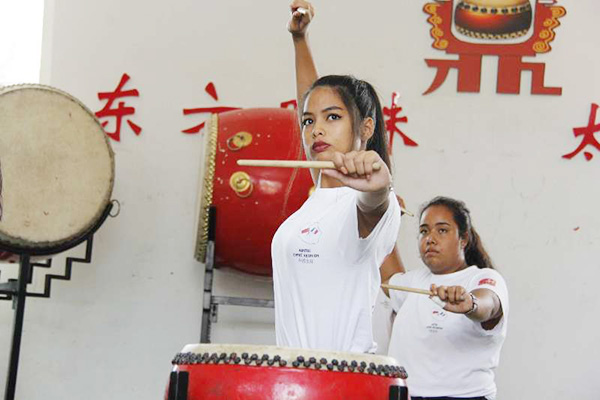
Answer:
xmin=0 ymin=0 xmax=598 ymax=398
xmin=0 ymin=1 xmax=44 ymax=86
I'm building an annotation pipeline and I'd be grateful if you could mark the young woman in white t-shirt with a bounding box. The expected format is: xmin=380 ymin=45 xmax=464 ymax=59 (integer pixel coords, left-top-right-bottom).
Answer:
xmin=271 ymin=1 xmax=402 ymax=353
xmin=384 ymin=197 xmax=509 ymax=400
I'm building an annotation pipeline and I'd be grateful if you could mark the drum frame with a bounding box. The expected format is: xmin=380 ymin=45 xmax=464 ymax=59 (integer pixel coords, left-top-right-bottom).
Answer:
xmin=200 ymin=206 xmax=274 ymax=344
xmin=0 ymin=202 xmax=113 ymax=400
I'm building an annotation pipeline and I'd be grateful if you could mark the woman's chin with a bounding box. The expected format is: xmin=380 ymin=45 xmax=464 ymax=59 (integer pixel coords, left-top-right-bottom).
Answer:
xmin=310 ymin=151 xmax=332 ymax=162
xmin=423 ymin=258 xmax=443 ymax=273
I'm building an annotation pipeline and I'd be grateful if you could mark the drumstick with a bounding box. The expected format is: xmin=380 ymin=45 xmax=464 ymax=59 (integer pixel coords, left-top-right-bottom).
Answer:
xmin=382 ymin=283 xmax=448 ymax=308
xmin=237 ymin=159 xmax=381 ymax=171
xmin=381 ymin=283 xmax=432 ymax=296
xmin=236 ymin=159 xmax=414 ymax=217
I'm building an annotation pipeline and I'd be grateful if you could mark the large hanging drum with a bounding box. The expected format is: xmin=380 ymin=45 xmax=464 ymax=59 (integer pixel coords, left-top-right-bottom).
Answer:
xmin=0 ymin=85 xmax=114 ymax=261
xmin=194 ymin=108 xmax=313 ymax=276
xmin=454 ymin=0 xmax=533 ymax=39
xmin=167 ymin=344 xmax=409 ymax=400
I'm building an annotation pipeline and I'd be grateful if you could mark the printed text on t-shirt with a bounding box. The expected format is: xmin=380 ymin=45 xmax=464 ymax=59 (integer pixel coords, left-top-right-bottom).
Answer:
xmin=292 ymin=248 xmax=320 ymax=264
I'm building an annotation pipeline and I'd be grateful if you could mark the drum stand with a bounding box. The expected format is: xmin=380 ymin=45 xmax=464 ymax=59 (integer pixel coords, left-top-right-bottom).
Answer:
xmin=200 ymin=206 xmax=275 ymax=343
xmin=0 ymin=204 xmax=113 ymax=400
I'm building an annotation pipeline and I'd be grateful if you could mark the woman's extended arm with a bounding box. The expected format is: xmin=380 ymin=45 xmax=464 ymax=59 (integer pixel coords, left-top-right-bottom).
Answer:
xmin=288 ymin=1 xmax=319 ymax=183
xmin=288 ymin=1 xmax=318 ymax=107
xmin=430 ymin=284 xmax=504 ymax=328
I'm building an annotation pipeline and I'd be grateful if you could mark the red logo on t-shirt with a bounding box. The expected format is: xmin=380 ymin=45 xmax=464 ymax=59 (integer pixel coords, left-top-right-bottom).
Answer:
xmin=299 ymin=223 xmax=322 ymax=244
xmin=478 ymin=278 xmax=496 ymax=287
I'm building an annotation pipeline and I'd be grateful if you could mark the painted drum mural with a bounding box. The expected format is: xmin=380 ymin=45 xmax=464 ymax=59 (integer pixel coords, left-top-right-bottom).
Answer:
xmin=454 ymin=0 xmax=534 ymax=39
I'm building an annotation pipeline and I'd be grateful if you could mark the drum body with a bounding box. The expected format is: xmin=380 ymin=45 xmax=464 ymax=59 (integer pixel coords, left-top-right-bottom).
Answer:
xmin=194 ymin=108 xmax=313 ymax=276
xmin=167 ymin=344 xmax=409 ymax=400
xmin=0 ymin=85 xmax=114 ymax=261
xmin=454 ymin=0 xmax=533 ymax=39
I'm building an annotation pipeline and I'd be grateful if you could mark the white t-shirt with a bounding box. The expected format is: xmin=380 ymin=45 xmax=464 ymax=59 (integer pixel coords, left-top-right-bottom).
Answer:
xmin=371 ymin=289 xmax=396 ymax=355
xmin=272 ymin=186 xmax=401 ymax=353
xmin=388 ymin=266 xmax=509 ymax=399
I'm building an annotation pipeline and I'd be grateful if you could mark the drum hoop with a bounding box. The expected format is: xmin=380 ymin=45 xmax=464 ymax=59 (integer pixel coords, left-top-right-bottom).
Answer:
xmin=174 ymin=344 xmax=407 ymax=379
xmin=194 ymin=113 xmax=219 ymax=262
xmin=179 ymin=343 xmax=402 ymax=366
xmin=0 ymin=203 xmax=112 ymax=256
xmin=0 ymin=84 xmax=115 ymax=248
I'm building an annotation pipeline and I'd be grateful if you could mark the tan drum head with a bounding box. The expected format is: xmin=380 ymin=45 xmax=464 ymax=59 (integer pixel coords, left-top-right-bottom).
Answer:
xmin=0 ymin=85 xmax=114 ymax=250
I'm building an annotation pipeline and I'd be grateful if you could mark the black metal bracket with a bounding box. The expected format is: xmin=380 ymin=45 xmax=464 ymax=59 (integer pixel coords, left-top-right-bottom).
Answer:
xmin=0 ymin=202 xmax=113 ymax=400
xmin=0 ymin=237 xmax=95 ymax=301
xmin=167 ymin=371 xmax=189 ymax=400
xmin=200 ymin=206 xmax=274 ymax=343
xmin=389 ymin=385 xmax=409 ymax=400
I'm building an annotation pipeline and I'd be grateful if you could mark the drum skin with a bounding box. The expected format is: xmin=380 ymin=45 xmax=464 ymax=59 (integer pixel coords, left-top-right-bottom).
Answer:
xmin=454 ymin=0 xmax=533 ymax=39
xmin=167 ymin=344 xmax=409 ymax=400
xmin=0 ymin=84 xmax=114 ymax=261
xmin=195 ymin=108 xmax=313 ymax=276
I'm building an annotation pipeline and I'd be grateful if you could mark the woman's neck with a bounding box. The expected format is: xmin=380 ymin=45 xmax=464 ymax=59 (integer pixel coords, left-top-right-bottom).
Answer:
xmin=318 ymin=172 xmax=344 ymax=188
xmin=431 ymin=262 xmax=469 ymax=275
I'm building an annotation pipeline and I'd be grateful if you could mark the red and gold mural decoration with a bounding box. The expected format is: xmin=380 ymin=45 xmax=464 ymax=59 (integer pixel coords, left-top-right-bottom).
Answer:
xmin=423 ymin=0 xmax=566 ymax=95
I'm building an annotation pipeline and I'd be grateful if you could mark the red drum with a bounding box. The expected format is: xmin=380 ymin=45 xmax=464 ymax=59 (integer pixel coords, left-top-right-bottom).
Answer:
xmin=167 ymin=344 xmax=410 ymax=400
xmin=194 ymin=109 xmax=313 ymax=276
xmin=0 ymin=85 xmax=114 ymax=262
xmin=454 ymin=0 xmax=533 ymax=40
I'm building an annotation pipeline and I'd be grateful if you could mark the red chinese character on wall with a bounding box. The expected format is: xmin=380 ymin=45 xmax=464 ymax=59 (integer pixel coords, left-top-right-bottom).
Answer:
xmin=563 ymin=103 xmax=600 ymax=161
xmin=95 ymin=73 xmax=142 ymax=142
xmin=423 ymin=1 xmax=566 ymax=95
xmin=182 ymin=82 xmax=240 ymax=134
xmin=280 ymin=99 xmax=298 ymax=110
xmin=383 ymin=92 xmax=417 ymax=149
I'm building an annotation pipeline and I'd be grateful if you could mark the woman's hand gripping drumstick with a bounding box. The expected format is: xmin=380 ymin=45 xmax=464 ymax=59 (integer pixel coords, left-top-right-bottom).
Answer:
xmin=236 ymin=158 xmax=414 ymax=216
xmin=320 ymin=150 xmax=388 ymax=193
xmin=382 ymin=283 xmax=447 ymax=308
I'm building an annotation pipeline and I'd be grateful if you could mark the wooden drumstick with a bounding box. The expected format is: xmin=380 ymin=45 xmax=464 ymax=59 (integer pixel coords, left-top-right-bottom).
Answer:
xmin=237 ymin=159 xmax=381 ymax=171
xmin=381 ymin=283 xmax=432 ymax=296
xmin=236 ymin=159 xmax=414 ymax=217
xmin=382 ymin=283 xmax=447 ymax=308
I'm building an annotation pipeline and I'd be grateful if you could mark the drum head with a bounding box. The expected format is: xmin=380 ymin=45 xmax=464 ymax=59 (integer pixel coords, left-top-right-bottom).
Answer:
xmin=0 ymin=85 xmax=114 ymax=251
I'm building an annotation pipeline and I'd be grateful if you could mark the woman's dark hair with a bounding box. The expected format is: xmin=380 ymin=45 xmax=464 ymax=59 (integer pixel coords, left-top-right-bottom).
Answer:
xmin=420 ymin=196 xmax=494 ymax=269
xmin=301 ymin=75 xmax=391 ymax=171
